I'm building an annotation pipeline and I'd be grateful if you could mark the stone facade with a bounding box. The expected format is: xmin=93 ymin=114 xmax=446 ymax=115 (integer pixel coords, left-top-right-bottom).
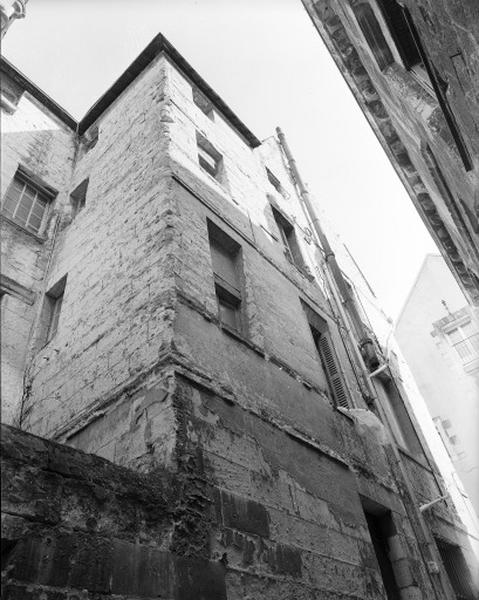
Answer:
xmin=1 ymin=34 xmax=478 ymax=599
xmin=302 ymin=0 xmax=479 ymax=306
xmin=396 ymin=254 xmax=479 ymax=516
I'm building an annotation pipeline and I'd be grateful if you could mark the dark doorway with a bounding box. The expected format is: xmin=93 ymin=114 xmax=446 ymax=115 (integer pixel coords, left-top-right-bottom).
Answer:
xmin=363 ymin=505 xmax=401 ymax=600
xmin=435 ymin=539 xmax=475 ymax=600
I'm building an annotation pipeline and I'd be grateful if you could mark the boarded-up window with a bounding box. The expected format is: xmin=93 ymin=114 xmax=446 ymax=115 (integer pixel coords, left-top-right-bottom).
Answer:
xmin=208 ymin=220 xmax=243 ymax=334
xmin=197 ymin=133 xmax=222 ymax=179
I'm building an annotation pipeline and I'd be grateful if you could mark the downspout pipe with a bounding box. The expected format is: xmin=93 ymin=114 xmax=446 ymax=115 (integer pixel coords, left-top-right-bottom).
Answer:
xmin=275 ymin=127 xmax=368 ymax=346
xmin=276 ymin=126 xmax=451 ymax=600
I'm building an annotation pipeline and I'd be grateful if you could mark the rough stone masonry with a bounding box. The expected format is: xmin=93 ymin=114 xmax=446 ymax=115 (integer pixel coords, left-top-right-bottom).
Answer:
xmin=1 ymin=33 xmax=478 ymax=599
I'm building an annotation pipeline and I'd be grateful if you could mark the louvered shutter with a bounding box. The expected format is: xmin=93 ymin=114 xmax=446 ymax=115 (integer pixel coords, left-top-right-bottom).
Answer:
xmin=317 ymin=333 xmax=350 ymax=409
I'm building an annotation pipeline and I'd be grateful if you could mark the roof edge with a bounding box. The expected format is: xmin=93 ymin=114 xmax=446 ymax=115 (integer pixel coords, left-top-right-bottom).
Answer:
xmin=78 ymin=33 xmax=261 ymax=148
xmin=395 ymin=253 xmax=442 ymax=327
xmin=1 ymin=57 xmax=78 ymax=130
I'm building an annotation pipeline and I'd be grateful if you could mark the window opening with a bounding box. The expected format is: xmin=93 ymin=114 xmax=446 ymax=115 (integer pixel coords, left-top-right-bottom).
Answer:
xmin=197 ymin=133 xmax=222 ymax=180
xmin=207 ymin=220 xmax=243 ymax=334
xmin=362 ymin=504 xmax=401 ymax=600
xmin=193 ymin=87 xmax=214 ymax=119
xmin=266 ymin=167 xmax=286 ymax=196
xmin=353 ymin=4 xmax=394 ymax=71
xmin=271 ymin=206 xmax=304 ymax=268
xmin=302 ymin=301 xmax=350 ymax=408
xmin=445 ymin=321 xmax=479 ymax=364
xmin=2 ymin=168 xmax=54 ymax=234
xmin=398 ymin=8 xmax=472 ymax=170
xmin=70 ymin=178 xmax=89 ymax=218
xmin=377 ymin=0 xmax=421 ymax=69
xmin=42 ymin=276 xmax=67 ymax=345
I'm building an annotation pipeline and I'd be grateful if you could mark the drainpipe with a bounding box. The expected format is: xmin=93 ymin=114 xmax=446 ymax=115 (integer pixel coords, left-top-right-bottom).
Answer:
xmin=276 ymin=126 xmax=452 ymax=600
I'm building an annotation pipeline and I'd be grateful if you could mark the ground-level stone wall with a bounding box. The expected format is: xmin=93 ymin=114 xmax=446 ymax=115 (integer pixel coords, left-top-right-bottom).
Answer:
xmin=1 ymin=424 xmax=229 ymax=600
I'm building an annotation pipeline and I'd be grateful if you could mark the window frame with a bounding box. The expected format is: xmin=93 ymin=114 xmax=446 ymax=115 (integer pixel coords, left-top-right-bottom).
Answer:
xmin=1 ymin=168 xmax=55 ymax=236
xmin=207 ymin=220 xmax=245 ymax=335
xmin=444 ymin=320 xmax=479 ymax=364
xmin=70 ymin=178 xmax=89 ymax=219
xmin=271 ymin=205 xmax=304 ymax=269
xmin=197 ymin=133 xmax=223 ymax=181
xmin=302 ymin=300 xmax=351 ymax=409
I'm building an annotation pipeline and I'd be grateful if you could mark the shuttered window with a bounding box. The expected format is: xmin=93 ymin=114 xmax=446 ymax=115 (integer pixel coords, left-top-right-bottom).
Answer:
xmin=2 ymin=171 xmax=53 ymax=234
xmin=316 ymin=332 xmax=350 ymax=409
xmin=302 ymin=300 xmax=350 ymax=408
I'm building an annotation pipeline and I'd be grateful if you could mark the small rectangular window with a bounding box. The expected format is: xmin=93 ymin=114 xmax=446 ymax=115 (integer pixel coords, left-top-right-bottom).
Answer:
xmin=207 ymin=220 xmax=243 ymax=333
xmin=377 ymin=0 xmax=421 ymax=69
xmin=42 ymin=276 xmax=67 ymax=344
xmin=353 ymin=4 xmax=394 ymax=71
xmin=302 ymin=301 xmax=350 ymax=408
xmin=271 ymin=206 xmax=304 ymax=268
xmin=70 ymin=178 xmax=89 ymax=218
xmin=2 ymin=168 xmax=54 ymax=234
xmin=197 ymin=133 xmax=222 ymax=180
xmin=266 ymin=168 xmax=285 ymax=195
xmin=193 ymin=87 xmax=214 ymax=119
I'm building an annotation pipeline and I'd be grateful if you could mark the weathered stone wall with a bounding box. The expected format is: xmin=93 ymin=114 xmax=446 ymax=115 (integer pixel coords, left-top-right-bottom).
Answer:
xmin=3 ymin=43 xmax=478 ymax=599
xmin=302 ymin=0 xmax=479 ymax=305
xmin=1 ymin=424 xmax=229 ymax=600
xmin=20 ymin=56 xmax=176 ymax=441
xmin=0 ymin=71 xmax=76 ymax=423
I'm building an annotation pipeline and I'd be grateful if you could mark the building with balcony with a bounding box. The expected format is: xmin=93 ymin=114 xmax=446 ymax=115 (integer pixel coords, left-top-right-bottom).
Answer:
xmin=396 ymin=254 xmax=479 ymax=517
xmin=301 ymin=0 xmax=479 ymax=306
xmin=1 ymin=34 xmax=478 ymax=600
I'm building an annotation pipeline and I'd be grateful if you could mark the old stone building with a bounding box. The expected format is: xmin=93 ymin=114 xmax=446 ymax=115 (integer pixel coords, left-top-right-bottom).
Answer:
xmin=302 ymin=0 xmax=479 ymax=306
xmin=1 ymin=33 xmax=478 ymax=599
xmin=396 ymin=254 xmax=479 ymax=518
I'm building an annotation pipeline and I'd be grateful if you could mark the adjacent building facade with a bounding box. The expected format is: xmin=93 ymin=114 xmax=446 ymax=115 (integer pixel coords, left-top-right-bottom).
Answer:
xmin=396 ymin=254 xmax=479 ymax=517
xmin=1 ymin=34 xmax=478 ymax=599
xmin=302 ymin=0 xmax=479 ymax=306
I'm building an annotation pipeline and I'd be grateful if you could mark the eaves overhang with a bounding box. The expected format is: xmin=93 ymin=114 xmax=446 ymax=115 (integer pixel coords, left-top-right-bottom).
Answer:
xmin=78 ymin=33 xmax=261 ymax=147
xmin=0 ymin=56 xmax=77 ymax=130
xmin=1 ymin=33 xmax=261 ymax=149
